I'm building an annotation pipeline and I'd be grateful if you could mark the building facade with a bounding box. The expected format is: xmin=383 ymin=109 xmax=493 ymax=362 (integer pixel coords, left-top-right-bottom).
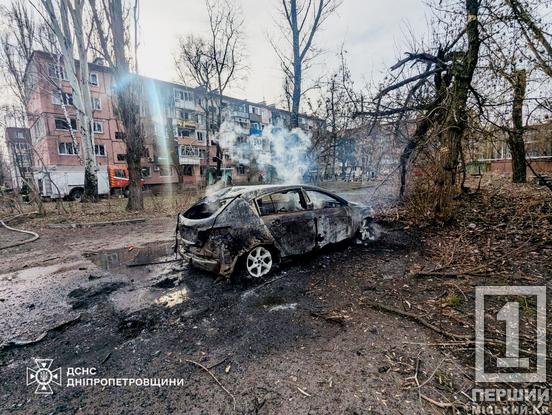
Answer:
xmin=474 ymin=123 xmax=552 ymax=175
xmin=18 ymin=51 xmax=322 ymax=193
xmin=5 ymin=127 xmax=33 ymax=191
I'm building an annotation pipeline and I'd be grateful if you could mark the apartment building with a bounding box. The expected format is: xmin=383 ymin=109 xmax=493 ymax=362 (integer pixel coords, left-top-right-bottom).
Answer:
xmin=19 ymin=51 xmax=322 ymax=192
xmin=474 ymin=122 xmax=552 ymax=175
xmin=5 ymin=127 xmax=33 ymax=190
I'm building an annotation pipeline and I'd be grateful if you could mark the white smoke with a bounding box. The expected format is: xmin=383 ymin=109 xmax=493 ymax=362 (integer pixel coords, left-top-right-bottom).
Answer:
xmin=217 ymin=121 xmax=312 ymax=184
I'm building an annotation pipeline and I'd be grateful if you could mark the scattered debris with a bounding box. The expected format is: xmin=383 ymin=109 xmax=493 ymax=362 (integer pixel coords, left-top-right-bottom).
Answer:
xmin=0 ymin=314 xmax=81 ymax=351
xmin=154 ymin=288 xmax=189 ymax=307
xmin=185 ymin=359 xmax=236 ymax=410
xmin=47 ymin=218 xmax=146 ymax=229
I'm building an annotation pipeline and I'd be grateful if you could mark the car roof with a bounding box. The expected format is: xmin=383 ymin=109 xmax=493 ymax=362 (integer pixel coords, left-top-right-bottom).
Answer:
xmin=215 ymin=184 xmax=340 ymax=201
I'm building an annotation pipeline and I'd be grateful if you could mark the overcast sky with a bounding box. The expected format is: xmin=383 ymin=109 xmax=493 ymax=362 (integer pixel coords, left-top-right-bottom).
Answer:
xmin=0 ymin=0 xmax=429 ymax=107
xmin=138 ymin=0 xmax=429 ymax=106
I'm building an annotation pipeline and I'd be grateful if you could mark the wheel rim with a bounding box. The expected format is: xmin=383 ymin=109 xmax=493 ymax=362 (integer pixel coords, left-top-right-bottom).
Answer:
xmin=359 ymin=219 xmax=376 ymax=241
xmin=246 ymin=246 xmax=272 ymax=278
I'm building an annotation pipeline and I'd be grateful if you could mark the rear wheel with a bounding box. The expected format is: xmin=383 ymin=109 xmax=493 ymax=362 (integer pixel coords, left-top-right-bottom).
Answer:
xmin=69 ymin=188 xmax=83 ymax=202
xmin=245 ymin=246 xmax=273 ymax=279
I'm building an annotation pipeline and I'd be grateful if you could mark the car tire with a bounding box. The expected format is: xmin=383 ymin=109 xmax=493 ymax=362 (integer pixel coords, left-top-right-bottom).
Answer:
xmin=244 ymin=246 xmax=274 ymax=279
xmin=357 ymin=218 xmax=380 ymax=243
xmin=69 ymin=188 xmax=83 ymax=202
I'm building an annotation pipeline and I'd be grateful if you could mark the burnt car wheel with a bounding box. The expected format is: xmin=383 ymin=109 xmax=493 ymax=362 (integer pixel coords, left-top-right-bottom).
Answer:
xmin=357 ymin=218 xmax=379 ymax=242
xmin=246 ymin=246 xmax=273 ymax=279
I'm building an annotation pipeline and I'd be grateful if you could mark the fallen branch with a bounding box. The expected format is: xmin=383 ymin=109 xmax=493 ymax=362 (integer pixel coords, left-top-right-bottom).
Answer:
xmin=185 ymin=359 xmax=236 ymax=410
xmin=368 ymin=302 xmax=541 ymax=358
xmin=421 ymin=394 xmax=464 ymax=409
xmin=414 ymin=236 xmax=542 ymax=278
xmin=364 ymin=302 xmax=471 ymax=340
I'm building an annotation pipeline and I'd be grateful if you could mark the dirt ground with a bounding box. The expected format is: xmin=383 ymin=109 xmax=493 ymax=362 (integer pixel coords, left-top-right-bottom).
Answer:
xmin=0 ymin=179 xmax=551 ymax=414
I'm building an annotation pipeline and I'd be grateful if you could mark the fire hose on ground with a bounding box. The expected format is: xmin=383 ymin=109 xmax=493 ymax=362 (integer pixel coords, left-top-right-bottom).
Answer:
xmin=0 ymin=213 xmax=40 ymax=250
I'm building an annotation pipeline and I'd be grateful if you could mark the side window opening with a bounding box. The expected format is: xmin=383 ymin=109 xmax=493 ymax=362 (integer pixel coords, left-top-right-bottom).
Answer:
xmin=305 ymin=190 xmax=345 ymax=209
xmin=257 ymin=190 xmax=307 ymax=216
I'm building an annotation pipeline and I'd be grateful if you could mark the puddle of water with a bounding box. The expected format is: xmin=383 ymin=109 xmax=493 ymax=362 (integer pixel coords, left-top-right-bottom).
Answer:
xmin=155 ymin=288 xmax=189 ymax=308
xmin=84 ymin=242 xmax=174 ymax=271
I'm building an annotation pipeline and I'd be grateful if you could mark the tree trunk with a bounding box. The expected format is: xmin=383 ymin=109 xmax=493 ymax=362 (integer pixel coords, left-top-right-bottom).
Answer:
xmin=509 ymin=69 xmax=527 ymax=183
xmin=290 ymin=0 xmax=301 ymax=129
xmin=434 ymin=0 xmax=481 ymax=218
xmin=204 ymin=107 xmax=210 ymax=185
xmin=110 ymin=0 xmax=144 ymax=211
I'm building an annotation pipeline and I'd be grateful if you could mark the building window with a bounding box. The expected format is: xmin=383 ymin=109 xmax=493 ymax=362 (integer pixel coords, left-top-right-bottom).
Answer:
xmin=58 ymin=142 xmax=78 ymax=155
xmin=93 ymin=121 xmax=103 ymax=133
xmin=89 ymin=72 xmax=99 ymax=86
xmin=115 ymin=131 xmax=125 ymax=140
xmin=159 ymin=166 xmax=172 ymax=177
xmin=94 ymin=144 xmax=106 ymax=156
xmin=92 ymin=97 xmax=101 ymax=110
xmin=116 ymin=154 xmax=126 ymax=162
xmin=48 ymin=64 xmax=66 ymax=80
xmin=16 ymin=131 xmax=24 ymax=139
xmin=237 ymin=164 xmax=245 ymax=175
xmin=177 ymin=127 xmax=191 ymax=137
xmin=52 ymin=91 xmax=73 ymax=106
xmin=177 ymin=109 xmax=189 ymax=119
xmin=55 ymin=118 xmax=77 ymax=130
xmin=183 ymin=165 xmax=194 ymax=176
xmin=141 ymin=167 xmax=151 ymax=177
xmin=197 ymin=131 xmax=204 ymax=141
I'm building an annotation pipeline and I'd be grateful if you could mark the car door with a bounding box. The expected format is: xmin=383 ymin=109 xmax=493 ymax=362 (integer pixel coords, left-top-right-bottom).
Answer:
xmin=256 ymin=189 xmax=316 ymax=257
xmin=303 ymin=189 xmax=352 ymax=248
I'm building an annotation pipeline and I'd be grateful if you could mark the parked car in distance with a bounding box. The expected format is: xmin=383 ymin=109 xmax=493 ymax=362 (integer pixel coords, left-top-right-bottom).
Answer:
xmin=176 ymin=185 xmax=378 ymax=279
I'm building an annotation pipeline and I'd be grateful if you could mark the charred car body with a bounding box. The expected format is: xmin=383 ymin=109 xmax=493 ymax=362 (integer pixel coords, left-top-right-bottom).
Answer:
xmin=176 ymin=185 xmax=377 ymax=279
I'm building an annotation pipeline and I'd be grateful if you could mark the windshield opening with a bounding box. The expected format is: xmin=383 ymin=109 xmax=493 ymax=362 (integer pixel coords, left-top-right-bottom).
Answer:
xmin=183 ymin=197 xmax=231 ymax=219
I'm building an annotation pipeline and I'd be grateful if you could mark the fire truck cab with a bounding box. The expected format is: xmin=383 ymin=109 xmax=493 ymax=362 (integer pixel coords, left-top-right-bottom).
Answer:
xmin=108 ymin=166 xmax=145 ymax=197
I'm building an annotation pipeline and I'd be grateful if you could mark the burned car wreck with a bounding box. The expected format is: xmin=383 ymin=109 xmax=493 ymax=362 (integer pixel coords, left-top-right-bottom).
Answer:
xmin=176 ymin=185 xmax=378 ymax=279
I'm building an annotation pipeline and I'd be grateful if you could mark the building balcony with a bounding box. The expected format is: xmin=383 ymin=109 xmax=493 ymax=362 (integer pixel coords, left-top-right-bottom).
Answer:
xmin=175 ymin=99 xmax=197 ymax=111
xmin=176 ymin=119 xmax=197 ymax=129
xmin=232 ymin=111 xmax=249 ymax=119
xmin=250 ymin=127 xmax=262 ymax=136
xmin=179 ymin=156 xmax=201 ymax=165
xmin=249 ymin=113 xmax=262 ymax=123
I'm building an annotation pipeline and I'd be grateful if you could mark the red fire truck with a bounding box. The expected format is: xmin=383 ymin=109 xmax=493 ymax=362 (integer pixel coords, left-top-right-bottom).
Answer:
xmin=108 ymin=166 xmax=145 ymax=197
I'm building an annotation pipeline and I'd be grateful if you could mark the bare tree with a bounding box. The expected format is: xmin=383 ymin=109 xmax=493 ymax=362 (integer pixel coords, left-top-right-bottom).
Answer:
xmin=89 ymin=0 xmax=145 ymax=211
xmin=504 ymin=0 xmax=552 ymax=78
xmin=39 ymin=0 xmax=99 ymax=201
xmin=358 ymin=0 xmax=482 ymax=219
xmin=274 ymin=0 xmax=341 ymax=128
xmin=175 ymin=35 xmax=217 ymax=184
xmin=175 ymin=0 xmax=245 ymax=184
xmin=0 ymin=0 xmax=45 ymax=213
